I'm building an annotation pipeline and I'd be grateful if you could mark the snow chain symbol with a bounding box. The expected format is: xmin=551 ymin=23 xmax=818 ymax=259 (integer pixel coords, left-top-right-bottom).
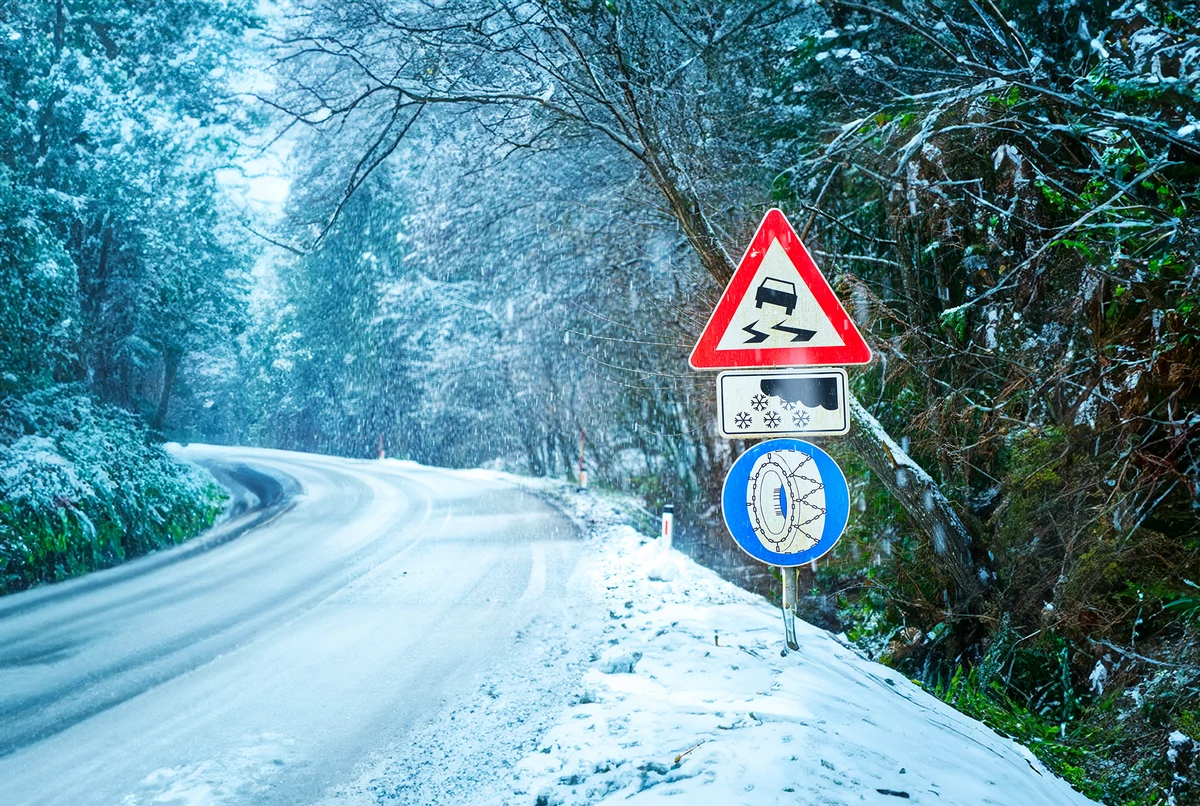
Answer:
xmin=745 ymin=451 xmax=826 ymax=554
xmin=721 ymin=438 xmax=849 ymax=567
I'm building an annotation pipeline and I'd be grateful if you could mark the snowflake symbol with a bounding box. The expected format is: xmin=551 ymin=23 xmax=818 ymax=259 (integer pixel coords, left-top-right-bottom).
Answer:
xmin=792 ymin=410 xmax=811 ymax=428
xmin=750 ymin=393 xmax=769 ymax=412
xmin=734 ymin=411 xmax=753 ymax=429
xmin=764 ymin=411 xmax=782 ymax=429
xmin=779 ymin=399 xmax=796 ymax=411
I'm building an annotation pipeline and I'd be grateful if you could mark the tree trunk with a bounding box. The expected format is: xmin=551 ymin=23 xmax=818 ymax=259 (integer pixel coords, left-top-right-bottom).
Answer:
xmin=152 ymin=351 xmax=180 ymax=432
xmin=643 ymin=159 xmax=736 ymax=287
xmin=846 ymin=397 xmax=981 ymax=597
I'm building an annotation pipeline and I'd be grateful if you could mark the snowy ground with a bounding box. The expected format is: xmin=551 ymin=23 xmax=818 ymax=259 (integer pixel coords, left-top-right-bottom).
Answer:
xmin=481 ymin=474 xmax=1100 ymax=806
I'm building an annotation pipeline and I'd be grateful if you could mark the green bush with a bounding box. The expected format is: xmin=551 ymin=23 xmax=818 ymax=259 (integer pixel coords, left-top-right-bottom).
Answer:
xmin=0 ymin=387 xmax=225 ymax=594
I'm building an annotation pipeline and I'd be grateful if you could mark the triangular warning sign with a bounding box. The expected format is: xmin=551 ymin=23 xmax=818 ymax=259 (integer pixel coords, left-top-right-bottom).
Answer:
xmin=690 ymin=208 xmax=871 ymax=369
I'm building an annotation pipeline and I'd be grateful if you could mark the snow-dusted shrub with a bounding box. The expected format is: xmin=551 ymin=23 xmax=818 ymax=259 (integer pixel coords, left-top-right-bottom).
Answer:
xmin=0 ymin=387 xmax=225 ymax=594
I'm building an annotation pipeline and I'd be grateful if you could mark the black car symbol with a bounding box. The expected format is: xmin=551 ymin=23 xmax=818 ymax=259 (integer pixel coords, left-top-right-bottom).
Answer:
xmin=755 ymin=278 xmax=798 ymax=316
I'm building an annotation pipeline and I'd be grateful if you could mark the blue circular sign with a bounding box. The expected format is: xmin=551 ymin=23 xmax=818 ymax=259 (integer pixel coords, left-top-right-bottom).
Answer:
xmin=722 ymin=438 xmax=850 ymax=567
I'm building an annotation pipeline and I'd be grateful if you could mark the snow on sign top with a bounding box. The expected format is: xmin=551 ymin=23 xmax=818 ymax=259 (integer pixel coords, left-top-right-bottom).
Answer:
xmin=689 ymin=208 xmax=871 ymax=369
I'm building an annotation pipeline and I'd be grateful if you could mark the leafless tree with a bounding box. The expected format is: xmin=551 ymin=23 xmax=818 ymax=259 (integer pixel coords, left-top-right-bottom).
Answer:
xmin=264 ymin=0 xmax=984 ymax=596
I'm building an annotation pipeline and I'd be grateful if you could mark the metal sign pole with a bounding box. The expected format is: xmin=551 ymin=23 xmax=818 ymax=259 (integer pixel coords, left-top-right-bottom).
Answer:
xmin=781 ymin=566 xmax=800 ymax=652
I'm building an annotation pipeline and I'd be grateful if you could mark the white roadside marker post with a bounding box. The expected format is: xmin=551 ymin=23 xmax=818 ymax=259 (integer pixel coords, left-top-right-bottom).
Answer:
xmin=781 ymin=566 xmax=800 ymax=652
xmin=661 ymin=505 xmax=674 ymax=551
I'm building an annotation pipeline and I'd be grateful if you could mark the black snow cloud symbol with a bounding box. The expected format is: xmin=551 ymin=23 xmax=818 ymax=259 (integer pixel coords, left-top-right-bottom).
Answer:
xmin=759 ymin=377 xmax=840 ymax=411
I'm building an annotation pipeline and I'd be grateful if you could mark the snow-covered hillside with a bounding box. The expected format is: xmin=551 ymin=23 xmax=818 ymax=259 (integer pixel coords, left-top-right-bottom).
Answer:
xmin=500 ymin=478 xmax=1099 ymax=806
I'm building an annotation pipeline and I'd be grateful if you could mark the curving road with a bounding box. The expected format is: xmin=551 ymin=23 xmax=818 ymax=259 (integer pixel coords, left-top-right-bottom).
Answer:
xmin=0 ymin=446 xmax=583 ymax=805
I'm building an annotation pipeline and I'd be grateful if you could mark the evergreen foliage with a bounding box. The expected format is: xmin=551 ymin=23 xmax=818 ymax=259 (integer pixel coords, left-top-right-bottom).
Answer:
xmin=0 ymin=0 xmax=257 ymax=591
xmin=3 ymin=1 xmax=1196 ymax=801
xmin=0 ymin=387 xmax=224 ymax=594
xmin=768 ymin=2 xmax=1200 ymax=800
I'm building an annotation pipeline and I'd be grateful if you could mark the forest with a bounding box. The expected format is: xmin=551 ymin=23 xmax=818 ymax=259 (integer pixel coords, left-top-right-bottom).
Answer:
xmin=0 ymin=1 xmax=1197 ymax=803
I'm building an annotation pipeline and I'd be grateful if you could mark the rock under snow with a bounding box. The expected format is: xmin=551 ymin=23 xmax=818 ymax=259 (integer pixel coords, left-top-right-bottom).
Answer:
xmin=597 ymin=646 xmax=642 ymax=674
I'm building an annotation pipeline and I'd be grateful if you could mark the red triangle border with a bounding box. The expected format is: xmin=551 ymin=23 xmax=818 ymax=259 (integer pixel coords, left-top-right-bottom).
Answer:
xmin=689 ymin=208 xmax=872 ymax=369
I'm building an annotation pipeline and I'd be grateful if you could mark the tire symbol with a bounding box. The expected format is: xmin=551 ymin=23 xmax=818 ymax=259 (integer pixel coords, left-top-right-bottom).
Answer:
xmin=745 ymin=450 xmax=826 ymax=554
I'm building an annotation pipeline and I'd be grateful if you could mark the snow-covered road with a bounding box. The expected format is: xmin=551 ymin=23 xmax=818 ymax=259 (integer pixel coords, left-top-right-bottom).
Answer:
xmin=0 ymin=447 xmax=586 ymax=804
xmin=0 ymin=448 xmax=1100 ymax=805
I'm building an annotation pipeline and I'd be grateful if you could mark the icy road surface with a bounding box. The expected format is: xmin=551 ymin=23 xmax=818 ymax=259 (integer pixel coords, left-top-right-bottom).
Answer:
xmin=0 ymin=447 xmax=585 ymax=804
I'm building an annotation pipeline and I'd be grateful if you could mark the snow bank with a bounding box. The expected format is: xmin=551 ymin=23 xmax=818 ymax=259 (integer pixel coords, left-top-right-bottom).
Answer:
xmin=504 ymin=480 xmax=1098 ymax=806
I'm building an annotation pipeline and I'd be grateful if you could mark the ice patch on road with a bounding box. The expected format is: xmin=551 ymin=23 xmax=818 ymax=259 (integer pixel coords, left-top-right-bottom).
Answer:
xmin=120 ymin=733 xmax=295 ymax=805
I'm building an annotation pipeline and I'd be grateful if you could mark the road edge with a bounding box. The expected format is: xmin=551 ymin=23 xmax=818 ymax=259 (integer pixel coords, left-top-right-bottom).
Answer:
xmin=0 ymin=461 xmax=302 ymax=618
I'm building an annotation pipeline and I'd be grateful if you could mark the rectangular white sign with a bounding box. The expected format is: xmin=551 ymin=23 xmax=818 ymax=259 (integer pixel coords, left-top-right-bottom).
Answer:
xmin=716 ymin=368 xmax=849 ymax=438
